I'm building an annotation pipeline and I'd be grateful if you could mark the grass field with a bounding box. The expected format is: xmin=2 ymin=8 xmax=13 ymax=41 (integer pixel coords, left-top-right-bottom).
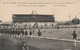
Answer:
xmin=0 ymin=35 xmax=80 ymax=50
xmin=33 ymin=28 xmax=80 ymax=39
xmin=0 ymin=27 xmax=80 ymax=50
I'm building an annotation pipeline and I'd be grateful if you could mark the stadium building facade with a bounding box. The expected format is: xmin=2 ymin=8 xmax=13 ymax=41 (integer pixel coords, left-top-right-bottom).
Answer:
xmin=12 ymin=13 xmax=55 ymax=29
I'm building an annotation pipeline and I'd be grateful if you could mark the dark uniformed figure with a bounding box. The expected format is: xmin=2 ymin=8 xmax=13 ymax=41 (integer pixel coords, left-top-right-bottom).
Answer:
xmin=57 ymin=25 xmax=59 ymax=30
xmin=72 ymin=31 xmax=77 ymax=47
xmin=7 ymin=29 xmax=9 ymax=36
xmin=10 ymin=29 xmax=12 ymax=37
xmin=11 ymin=29 xmax=13 ymax=36
xmin=19 ymin=29 xmax=22 ymax=39
xmin=37 ymin=30 xmax=42 ymax=41
xmin=9 ymin=29 xmax=11 ymax=37
xmin=73 ymin=31 xmax=77 ymax=40
xmin=37 ymin=30 xmax=42 ymax=37
xmin=18 ymin=29 xmax=21 ymax=38
xmin=12 ymin=29 xmax=15 ymax=37
xmin=16 ymin=29 xmax=19 ymax=37
xmin=14 ymin=29 xmax=17 ymax=37
xmin=25 ymin=30 xmax=28 ymax=38
xmin=21 ymin=29 xmax=24 ymax=39
xmin=17 ymin=29 xmax=20 ymax=35
xmin=23 ymin=29 xmax=26 ymax=38
xmin=0 ymin=29 xmax=1 ymax=35
xmin=3 ymin=29 xmax=6 ymax=35
xmin=29 ymin=30 xmax=32 ymax=38
xmin=3 ymin=29 xmax=5 ymax=35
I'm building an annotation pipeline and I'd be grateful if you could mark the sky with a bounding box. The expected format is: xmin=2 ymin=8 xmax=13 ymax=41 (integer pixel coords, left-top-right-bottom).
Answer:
xmin=0 ymin=0 xmax=80 ymax=22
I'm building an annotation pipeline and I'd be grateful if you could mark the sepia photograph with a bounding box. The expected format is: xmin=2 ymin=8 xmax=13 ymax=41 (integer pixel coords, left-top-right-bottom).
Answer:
xmin=0 ymin=0 xmax=80 ymax=50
